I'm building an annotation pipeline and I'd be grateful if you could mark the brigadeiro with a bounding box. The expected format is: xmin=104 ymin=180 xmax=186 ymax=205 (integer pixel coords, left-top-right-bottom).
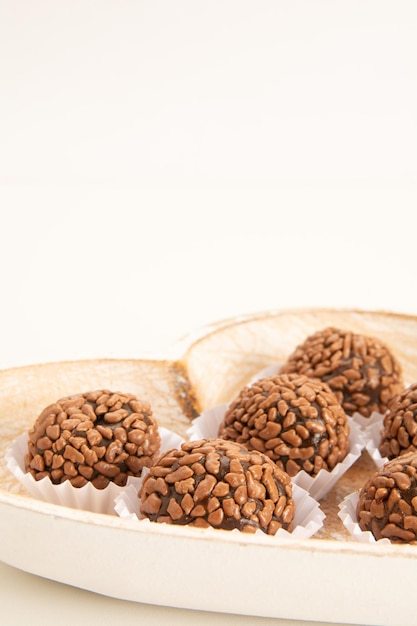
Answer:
xmin=356 ymin=451 xmax=417 ymax=543
xmin=139 ymin=438 xmax=295 ymax=535
xmin=217 ymin=373 xmax=350 ymax=478
xmin=24 ymin=389 xmax=161 ymax=489
xmin=280 ymin=327 xmax=404 ymax=418
xmin=379 ymin=384 xmax=417 ymax=460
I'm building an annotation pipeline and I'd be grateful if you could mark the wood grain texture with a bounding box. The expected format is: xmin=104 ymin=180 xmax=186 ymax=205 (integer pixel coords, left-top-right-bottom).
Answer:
xmin=182 ymin=308 xmax=417 ymax=408
xmin=1 ymin=308 xmax=417 ymax=542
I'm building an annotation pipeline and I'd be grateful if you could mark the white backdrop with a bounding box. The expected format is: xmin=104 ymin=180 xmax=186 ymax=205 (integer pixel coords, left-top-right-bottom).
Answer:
xmin=1 ymin=1 xmax=417 ymax=371
xmin=1 ymin=1 xmax=416 ymax=187
xmin=1 ymin=185 xmax=416 ymax=369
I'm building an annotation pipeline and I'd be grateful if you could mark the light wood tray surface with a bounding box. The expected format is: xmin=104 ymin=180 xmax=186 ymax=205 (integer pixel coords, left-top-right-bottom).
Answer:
xmin=1 ymin=308 xmax=416 ymax=625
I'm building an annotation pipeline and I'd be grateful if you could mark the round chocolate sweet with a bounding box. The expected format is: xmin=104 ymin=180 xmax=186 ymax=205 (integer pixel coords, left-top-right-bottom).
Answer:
xmin=379 ymin=384 xmax=417 ymax=460
xmin=280 ymin=327 xmax=404 ymax=418
xmin=218 ymin=373 xmax=350 ymax=477
xmin=25 ymin=389 xmax=161 ymax=489
xmin=139 ymin=438 xmax=295 ymax=535
xmin=356 ymin=451 xmax=417 ymax=543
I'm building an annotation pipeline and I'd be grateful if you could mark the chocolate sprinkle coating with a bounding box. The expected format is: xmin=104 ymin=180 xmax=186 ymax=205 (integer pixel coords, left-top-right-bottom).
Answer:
xmin=218 ymin=373 xmax=349 ymax=477
xmin=357 ymin=451 xmax=417 ymax=543
xmin=379 ymin=384 xmax=417 ymax=460
xmin=280 ymin=327 xmax=404 ymax=417
xmin=139 ymin=438 xmax=295 ymax=535
xmin=25 ymin=389 xmax=161 ymax=489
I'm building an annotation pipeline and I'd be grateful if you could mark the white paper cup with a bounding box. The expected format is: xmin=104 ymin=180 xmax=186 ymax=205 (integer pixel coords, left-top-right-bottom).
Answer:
xmin=188 ymin=405 xmax=365 ymax=501
xmin=360 ymin=412 xmax=389 ymax=468
xmin=338 ymin=491 xmax=390 ymax=544
xmin=115 ymin=481 xmax=325 ymax=540
xmin=5 ymin=427 xmax=184 ymax=515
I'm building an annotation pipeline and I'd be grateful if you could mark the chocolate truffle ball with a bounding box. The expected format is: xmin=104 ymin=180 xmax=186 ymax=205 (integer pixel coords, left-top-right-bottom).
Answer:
xmin=218 ymin=373 xmax=350 ymax=477
xmin=379 ymin=384 xmax=417 ymax=460
xmin=25 ymin=389 xmax=161 ymax=489
xmin=280 ymin=327 xmax=404 ymax=418
xmin=356 ymin=451 xmax=417 ymax=543
xmin=139 ymin=438 xmax=295 ymax=535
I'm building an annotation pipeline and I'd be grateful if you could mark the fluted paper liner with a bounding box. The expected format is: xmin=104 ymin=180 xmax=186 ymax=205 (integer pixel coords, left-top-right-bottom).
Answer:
xmin=114 ymin=480 xmax=325 ymax=540
xmin=360 ymin=411 xmax=389 ymax=468
xmin=5 ymin=427 xmax=184 ymax=515
xmin=187 ymin=405 xmax=365 ymax=501
xmin=338 ymin=491 xmax=390 ymax=544
xmin=352 ymin=382 xmax=413 ymax=468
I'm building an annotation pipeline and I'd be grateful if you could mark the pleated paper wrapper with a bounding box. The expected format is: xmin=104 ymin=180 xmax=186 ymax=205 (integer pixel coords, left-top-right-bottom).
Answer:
xmin=114 ymin=479 xmax=325 ymax=540
xmin=338 ymin=491 xmax=390 ymax=544
xmin=5 ymin=427 xmax=184 ymax=515
xmin=187 ymin=404 xmax=365 ymax=501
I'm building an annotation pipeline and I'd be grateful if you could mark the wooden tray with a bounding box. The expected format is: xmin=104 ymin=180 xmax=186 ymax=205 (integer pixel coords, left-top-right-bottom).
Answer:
xmin=1 ymin=308 xmax=416 ymax=625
